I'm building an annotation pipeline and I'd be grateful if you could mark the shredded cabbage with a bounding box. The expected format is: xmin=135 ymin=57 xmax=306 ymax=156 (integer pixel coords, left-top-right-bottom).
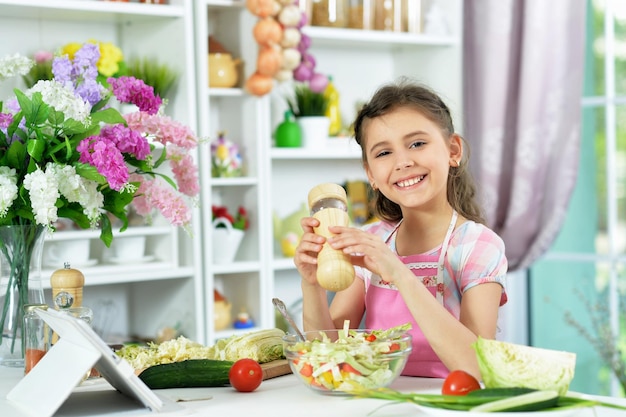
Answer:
xmin=116 ymin=328 xmax=285 ymax=370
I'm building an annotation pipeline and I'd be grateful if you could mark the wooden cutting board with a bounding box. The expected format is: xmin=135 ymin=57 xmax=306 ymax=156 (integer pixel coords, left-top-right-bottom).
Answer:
xmin=261 ymin=359 xmax=292 ymax=380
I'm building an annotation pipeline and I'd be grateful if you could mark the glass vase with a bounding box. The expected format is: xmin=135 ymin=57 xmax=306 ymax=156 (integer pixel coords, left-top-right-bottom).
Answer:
xmin=0 ymin=224 xmax=46 ymax=367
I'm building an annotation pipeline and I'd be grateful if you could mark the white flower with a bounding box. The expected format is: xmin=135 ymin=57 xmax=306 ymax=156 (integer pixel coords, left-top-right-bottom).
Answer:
xmin=0 ymin=166 xmax=18 ymax=217
xmin=49 ymin=163 xmax=104 ymax=227
xmin=0 ymin=53 xmax=33 ymax=81
xmin=23 ymin=167 xmax=59 ymax=227
xmin=29 ymin=80 xmax=91 ymax=125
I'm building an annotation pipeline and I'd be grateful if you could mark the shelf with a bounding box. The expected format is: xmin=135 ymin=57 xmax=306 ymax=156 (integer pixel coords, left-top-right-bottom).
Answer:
xmin=270 ymin=143 xmax=361 ymax=160
xmin=212 ymin=260 xmax=262 ymax=274
xmin=208 ymin=88 xmax=246 ymax=97
xmin=273 ymin=258 xmax=296 ymax=271
xmin=303 ymin=26 xmax=459 ymax=49
xmin=43 ymin=226 xmax=173 ymax=241
xmin=211 ymin=177 xmax=259 ymax=187
xmin=205 ymin=0 xmax=244 ymax=9
xmin=0 ymin=0 xmax=185 ymax=22
xmin=41 ymin=264 xmax=194 ymax=288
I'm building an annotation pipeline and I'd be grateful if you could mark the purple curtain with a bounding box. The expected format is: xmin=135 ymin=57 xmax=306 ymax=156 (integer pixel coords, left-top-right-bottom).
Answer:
xmin=463 ymin=0 xmax=587 ymax=271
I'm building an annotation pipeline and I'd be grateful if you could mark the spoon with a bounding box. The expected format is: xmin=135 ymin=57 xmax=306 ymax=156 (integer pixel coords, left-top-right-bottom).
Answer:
xmin=272 ymin=298 xmax=305 ymax=341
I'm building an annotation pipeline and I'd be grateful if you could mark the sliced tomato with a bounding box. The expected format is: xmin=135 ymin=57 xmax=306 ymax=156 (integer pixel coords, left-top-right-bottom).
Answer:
xmin=299 ymin=362 xmax=313 ymax=377
xmin=340 ymin=363 xmax=362 ymax=375
xmin=365 ymin=334 xmax=377 ymax=342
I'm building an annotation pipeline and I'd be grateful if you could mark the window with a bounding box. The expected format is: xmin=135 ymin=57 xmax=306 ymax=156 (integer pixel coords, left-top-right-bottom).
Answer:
xmin=529 ymin=0 xmax=626 ymax=396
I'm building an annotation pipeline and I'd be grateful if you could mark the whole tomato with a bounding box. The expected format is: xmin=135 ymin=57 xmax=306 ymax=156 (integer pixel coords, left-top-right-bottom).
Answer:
xmin=441 ymin=370 xmax=481 ymax=396
xmin=229 ymin=358 xmax=263 ymax=392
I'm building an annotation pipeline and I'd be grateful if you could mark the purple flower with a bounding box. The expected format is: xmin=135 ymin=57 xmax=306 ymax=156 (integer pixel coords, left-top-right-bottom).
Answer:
xmin=73 ymin=43 xmax=100 ymax=81
xmin=52 ymin=56 xmax=73 ymax=87
xmin=53 ymin=44 xmax=104 ymax=106
xmin=0 ymin=113 xmax=13 ymax=129
xmin=108 ymin=76 xmax=162 ymax=115
xmin=99 ymin=124 xmax=150 ymax=160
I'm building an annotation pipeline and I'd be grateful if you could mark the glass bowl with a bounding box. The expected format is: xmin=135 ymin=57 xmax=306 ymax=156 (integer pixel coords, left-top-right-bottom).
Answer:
xmin=283 ymin=328 xmax=412 ymax=395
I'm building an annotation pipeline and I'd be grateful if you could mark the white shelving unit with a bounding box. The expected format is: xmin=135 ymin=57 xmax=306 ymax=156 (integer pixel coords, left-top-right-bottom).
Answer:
xmin=194 ymin=0 xmax=274 ymax=343
xmin=193 ymin=0 xmax=462 ymax=343
xmin=0 ymin=0 xmax=203 ymax=344
xmin=0 ymin=0 xmax=462 ymax=346
xmin=267 ymin=0 xmax=463 ymax=314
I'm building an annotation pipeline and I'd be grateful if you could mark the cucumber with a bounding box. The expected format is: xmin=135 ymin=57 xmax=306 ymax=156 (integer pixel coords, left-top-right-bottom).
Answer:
xmin=470 ymin=390 xmax=559 ymax=412
xmin=139 ymin=359 xmax=234 ymax=389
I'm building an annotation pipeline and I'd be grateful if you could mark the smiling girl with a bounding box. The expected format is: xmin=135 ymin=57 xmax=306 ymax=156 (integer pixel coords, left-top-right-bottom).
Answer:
xmin=294 ymin=79 xmax=508 ymax=380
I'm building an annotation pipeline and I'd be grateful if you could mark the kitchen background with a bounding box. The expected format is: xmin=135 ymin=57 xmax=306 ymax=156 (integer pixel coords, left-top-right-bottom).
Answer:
xmin=0 ymin=0 xmax=623 ymax=398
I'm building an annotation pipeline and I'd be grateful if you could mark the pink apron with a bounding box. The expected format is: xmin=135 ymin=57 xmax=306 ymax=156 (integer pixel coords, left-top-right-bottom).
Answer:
xmin=364 ymin=211 xmax=458 ymax=378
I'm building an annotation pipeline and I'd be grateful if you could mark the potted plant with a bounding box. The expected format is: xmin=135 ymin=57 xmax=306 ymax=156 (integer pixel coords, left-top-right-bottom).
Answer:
xmin=286 ymin=83 xmax=330 ymax=148
xmin=126 ymin=56 xmax=178 ymax=100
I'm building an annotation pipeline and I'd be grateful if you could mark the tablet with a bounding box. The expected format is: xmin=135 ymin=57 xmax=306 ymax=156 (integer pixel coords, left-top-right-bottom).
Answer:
xmin=7 ymin=308 xmax=164 ymax=417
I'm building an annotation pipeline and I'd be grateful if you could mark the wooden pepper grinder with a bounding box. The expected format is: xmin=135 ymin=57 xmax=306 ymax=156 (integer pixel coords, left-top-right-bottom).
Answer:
xmin=308 ymin=183 xmax=355 ymax=292
xmin=50 ymin=262 xmax=85 ymax=309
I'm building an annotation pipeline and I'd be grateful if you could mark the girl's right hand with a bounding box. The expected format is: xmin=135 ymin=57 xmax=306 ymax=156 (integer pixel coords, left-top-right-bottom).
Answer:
xmin=293 ymin=216 xmax=325 ymax=286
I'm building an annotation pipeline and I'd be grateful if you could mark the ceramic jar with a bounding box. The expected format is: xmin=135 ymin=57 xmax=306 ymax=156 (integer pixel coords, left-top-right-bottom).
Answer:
xmin=208 ymin=53 xmax=242 ymax=88
xmin=213 ymin=289 xmax=232 ymax=331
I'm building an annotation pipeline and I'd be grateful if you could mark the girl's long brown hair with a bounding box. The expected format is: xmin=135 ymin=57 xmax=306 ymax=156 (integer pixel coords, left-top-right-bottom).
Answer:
xmin=353 ymin=78 xmax=485 ymax=224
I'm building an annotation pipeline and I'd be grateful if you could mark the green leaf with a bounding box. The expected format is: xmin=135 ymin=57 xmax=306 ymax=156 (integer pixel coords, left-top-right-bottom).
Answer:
xmin=26 ymin=138 xmax=46 ymax=162
xmin=92 ymin=107 xmax=126 ymax=125
xmin=48 ymin=109 xmax=65 ymax=127
xmin=74 ymin=162 xmax=107 ymax=183
xmin=99 ymin=214 xmax=113 ymax=247
xmin=61 ymin=118 xmax=90 ymax=136
xmin=6 ymin=141 xmax=26 ymax=170
xmin=57 ymin=205 xmax=91 ymax=230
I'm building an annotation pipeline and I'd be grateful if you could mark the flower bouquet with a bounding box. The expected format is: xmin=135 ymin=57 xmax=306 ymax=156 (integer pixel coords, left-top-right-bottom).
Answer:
xmin=0 ymin=42 xmax=199 ymax=361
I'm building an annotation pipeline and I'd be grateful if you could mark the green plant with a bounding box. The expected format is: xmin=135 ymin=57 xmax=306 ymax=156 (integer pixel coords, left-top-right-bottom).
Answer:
xmin=563 ymin=289 xmax=626 ymax=395
xmin=287 ymin=83 xmax=329 ymax=117
xmin=126 ymin=56 xmax=178 ymax=99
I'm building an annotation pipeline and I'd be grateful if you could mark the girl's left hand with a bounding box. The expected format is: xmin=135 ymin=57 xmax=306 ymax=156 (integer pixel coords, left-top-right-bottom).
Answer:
xmin=327 ymin=226 xmax=405 ymax=283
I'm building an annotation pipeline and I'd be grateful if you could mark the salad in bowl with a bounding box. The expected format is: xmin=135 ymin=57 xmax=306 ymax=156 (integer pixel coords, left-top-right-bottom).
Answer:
xmin=283 ymin=323 xmax=412 ymax=395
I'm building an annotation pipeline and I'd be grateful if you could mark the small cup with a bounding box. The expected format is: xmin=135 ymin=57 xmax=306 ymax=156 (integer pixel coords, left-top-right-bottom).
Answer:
xmin=44 ymin=239 xmax=90 ymax=268
xmin=110 ymin=235 xmax=146 ymax=261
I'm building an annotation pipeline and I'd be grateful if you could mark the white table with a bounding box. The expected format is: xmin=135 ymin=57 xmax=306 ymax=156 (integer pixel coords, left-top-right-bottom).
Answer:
xmin=1 ymin=366 xmax=625 ymax=417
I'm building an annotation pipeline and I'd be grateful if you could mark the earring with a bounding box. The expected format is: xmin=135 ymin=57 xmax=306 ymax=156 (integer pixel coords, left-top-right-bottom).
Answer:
xmin=451 ymin=159 xmax=459 ymax=167
xmin=370 ymin=183 xmax=377 ymax=190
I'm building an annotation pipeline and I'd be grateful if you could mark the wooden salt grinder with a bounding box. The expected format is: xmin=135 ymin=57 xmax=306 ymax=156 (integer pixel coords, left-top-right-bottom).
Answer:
xmin=308 ymin=183 xmax=355 ymax=292
xmin=50 ymin=262 xmax=85 ymax=308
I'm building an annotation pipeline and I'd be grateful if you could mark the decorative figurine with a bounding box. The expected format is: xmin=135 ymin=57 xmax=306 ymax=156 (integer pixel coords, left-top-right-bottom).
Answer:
xmin=233 ymin=309 xmax=255 ymax=329
xmin=211 ymin=131 xmax=244 ymax=177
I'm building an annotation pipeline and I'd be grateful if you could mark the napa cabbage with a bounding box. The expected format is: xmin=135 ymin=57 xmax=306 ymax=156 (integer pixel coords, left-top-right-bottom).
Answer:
xmin=472 ymin=337 xmax=576 ymax=396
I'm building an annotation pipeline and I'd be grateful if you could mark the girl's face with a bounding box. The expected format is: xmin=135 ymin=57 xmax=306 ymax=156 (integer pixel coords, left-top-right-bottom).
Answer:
xmin=362 ymin=106 xmax=462 ymax=212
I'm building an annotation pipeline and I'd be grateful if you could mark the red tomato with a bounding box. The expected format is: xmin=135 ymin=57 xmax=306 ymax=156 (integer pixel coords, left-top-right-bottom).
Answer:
xmin=441 ymin=370 xmax=481 ymax=396
xmin=229 ymin=358 xmax=263 ymax=392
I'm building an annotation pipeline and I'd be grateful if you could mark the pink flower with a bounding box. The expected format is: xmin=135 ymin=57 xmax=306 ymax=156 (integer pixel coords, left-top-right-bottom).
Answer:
xmin=33 ymin=50 xmax=53 ymax=63
xmin=100 ymin=124 xmax=150 ymax=160
xmin=124 ymin=112 xmax=197 ymax=149
xmin=77 ymin=136 xmax=129 ymax=191
xmin=168 ymin=147 xmax=199 ymax=197
xmin=131 ymin=175 xmax=191 ymax=226
xmin=108 ymin=76 xmax=162 ymax=115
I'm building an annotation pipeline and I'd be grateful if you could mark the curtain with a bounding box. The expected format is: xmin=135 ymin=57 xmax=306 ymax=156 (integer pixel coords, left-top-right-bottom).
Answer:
xmin=463 ymin=0 xmax=587 ymax=271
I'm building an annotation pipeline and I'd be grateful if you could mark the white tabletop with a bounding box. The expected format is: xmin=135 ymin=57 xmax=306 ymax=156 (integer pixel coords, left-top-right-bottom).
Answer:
xmin=1 ymin=365 xmax=625 ymax=417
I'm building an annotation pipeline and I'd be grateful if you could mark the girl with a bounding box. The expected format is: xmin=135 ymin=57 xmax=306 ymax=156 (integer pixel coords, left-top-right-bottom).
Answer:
xmin=294 ymin=79 xmax=508 ymax=379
